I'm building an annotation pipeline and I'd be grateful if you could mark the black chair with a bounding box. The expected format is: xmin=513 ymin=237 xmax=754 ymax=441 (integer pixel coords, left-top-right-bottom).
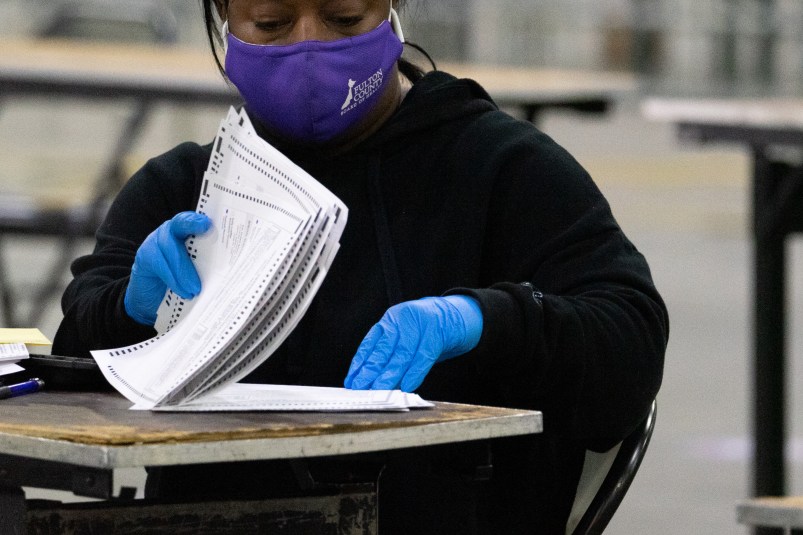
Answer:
xmin=0 ymin=0 xmax=178 ymax=327
xmin=567 ymin=399 xmax=657 ymax=535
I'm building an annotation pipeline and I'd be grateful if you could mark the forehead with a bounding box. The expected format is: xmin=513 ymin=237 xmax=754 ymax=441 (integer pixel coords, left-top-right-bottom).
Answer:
xmin=225 ymin=0 xmax=385 ymax=9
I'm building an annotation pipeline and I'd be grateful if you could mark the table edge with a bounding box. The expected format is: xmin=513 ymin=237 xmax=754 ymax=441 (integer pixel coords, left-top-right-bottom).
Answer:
xmin=0 ymin=409 xmax=542 ymax=469
xmin=736 ymin=497 xmax=803 ymax=528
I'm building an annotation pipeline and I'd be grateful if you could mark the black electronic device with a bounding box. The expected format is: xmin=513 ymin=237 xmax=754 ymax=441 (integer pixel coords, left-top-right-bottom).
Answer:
xmin=3 ymin=354 xmax=109 ymax=391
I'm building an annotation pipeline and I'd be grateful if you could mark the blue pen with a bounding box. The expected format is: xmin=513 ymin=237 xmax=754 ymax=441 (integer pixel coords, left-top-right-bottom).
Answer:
xmin=0 ymin=378 xmax=44 ymax=400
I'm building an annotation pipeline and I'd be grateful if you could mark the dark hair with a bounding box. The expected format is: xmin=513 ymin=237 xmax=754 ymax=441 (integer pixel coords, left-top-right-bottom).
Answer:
xmin=200 ymin=0 xmax=434 ymax=81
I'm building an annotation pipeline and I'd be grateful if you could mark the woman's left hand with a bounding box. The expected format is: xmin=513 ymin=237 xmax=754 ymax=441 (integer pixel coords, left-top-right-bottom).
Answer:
xmin=344 ymin=295 xmax=483 ymax=392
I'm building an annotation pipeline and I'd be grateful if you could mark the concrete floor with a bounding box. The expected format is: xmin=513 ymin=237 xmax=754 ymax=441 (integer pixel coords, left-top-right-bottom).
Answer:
xmin=3 ymin=90 xmax=799 ymax=533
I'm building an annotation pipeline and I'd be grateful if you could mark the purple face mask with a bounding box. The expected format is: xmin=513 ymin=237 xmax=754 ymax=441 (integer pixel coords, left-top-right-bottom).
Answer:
xmin=225 ymin=19 xmax=404 ymax=144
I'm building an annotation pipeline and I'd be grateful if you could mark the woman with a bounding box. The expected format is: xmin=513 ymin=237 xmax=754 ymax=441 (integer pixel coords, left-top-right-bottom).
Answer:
xmin=53 ymin=1 xmax=668 ymax=532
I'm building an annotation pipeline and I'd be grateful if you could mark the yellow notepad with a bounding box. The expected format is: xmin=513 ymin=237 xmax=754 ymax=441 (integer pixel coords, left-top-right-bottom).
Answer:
xmin=0 ymin=328 xmax=52 ymax=347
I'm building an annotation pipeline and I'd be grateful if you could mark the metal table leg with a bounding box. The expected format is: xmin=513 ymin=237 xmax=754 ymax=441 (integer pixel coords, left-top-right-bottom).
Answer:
xmin=751 ymin=149 xmax=803 ymax=535
xmin=0 ymin=484 xmax=27 ymax=535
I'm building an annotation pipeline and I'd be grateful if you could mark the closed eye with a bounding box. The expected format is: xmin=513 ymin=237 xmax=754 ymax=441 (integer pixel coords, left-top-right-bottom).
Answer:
xmin=329 ymin=15 xmax=363 ymax=28
xmin=254 ymin=20 xmax=289 ymax=32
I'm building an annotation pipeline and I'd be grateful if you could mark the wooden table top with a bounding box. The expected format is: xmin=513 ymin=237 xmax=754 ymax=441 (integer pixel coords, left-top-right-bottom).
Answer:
xmin=441 ymin=61 xmax=636 ymax=105
xmin=0 ymin=38 xmax=635 ymax=107
xmin=0 ymin=390 xmax=541 ymax=469
xmin=643 ymin=97 xmax=803 ymax=130
xmin=0 ymin=38 xmax=237 ymax=102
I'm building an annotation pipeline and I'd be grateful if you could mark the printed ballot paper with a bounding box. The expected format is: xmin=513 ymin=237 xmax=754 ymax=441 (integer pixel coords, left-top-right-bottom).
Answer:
xmin=0 ymin=328 xmax=52 ymax=376
xmin=92 ymin=108 xmax=432 ymax=412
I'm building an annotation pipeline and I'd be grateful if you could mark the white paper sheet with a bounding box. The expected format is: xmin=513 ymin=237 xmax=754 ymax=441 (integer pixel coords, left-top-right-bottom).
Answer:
xmin=91 ymin=107 xmax=429 ymax=413
xmin=0 ymin=343 xmax=28 ymax=375
xmin=133 ymin=383 xmax=433 ymax=412
xmin=92 ymin=173 xmax=309 ymax=408
xmin=0 ymin=342 xmax=28 ymax=362
xmin=0 ymin=363 xmax=25 ymax=376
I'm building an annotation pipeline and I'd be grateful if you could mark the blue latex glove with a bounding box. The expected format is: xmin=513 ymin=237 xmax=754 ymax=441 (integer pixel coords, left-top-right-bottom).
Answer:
xmin=124 ymin=211 xmax=212 ymax=326
xmin=344 ymin=295 xmax=483 ymax=392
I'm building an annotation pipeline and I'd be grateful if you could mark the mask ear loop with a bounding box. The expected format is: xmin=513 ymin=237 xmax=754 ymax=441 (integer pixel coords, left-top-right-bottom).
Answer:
xmin=389 ymin=8 xmax=405 ymax=43
xmin=220 ymin=20 xmax=229 ymax=54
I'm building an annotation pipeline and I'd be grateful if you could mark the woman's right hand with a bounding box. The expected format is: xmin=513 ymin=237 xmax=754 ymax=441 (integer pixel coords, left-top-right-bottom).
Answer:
xmin=124 ymin=211 xmax=212 ymax=326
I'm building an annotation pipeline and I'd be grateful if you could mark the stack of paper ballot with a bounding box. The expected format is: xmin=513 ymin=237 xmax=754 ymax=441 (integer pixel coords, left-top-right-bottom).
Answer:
xmin=92 ymin=108 xmax=432 ymax=412
xmin=0 ymin=328 xmax=52 ymax=376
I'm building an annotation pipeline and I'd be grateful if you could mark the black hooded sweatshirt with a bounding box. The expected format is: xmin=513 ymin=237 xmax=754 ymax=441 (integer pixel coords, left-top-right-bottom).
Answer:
xmin=54 ymin=71 xmax=668 ymax=533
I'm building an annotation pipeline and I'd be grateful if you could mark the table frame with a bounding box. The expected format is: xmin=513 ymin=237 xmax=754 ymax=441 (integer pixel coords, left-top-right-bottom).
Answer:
xmin=675 ymin=121 xmax=803 ymax=505
xmin=0 ymin=40 xmax=240 ymax=327
xmin=0 ymin=391 xmax=540 ymax=534
xmin=738 ymin=496 xmax=803 ymax=535
xmin=643 ymin=97 xmax=803 ymax=517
